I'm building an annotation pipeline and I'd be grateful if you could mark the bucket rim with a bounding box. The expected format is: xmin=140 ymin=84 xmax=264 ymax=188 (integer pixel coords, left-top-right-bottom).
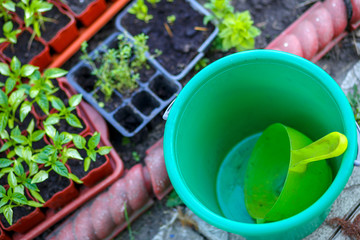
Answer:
xmin=164 ymin=49 xmax=357 ymax=236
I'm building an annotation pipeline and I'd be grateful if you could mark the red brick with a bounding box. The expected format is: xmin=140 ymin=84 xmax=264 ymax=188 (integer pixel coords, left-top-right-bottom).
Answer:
xmin=90 ymin=192 xmax=115 ymax=239
xmin=125 ymin=165 xmax=150 ymax=211
xmin=74 ymin=207 xmax=98 ymax=240
xmin=108 ymin=180 xmax=132 ymax=225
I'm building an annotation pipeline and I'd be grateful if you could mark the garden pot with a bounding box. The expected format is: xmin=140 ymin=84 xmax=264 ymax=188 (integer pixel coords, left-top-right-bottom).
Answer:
xmin=36 ymin=166 xmax=79 ymax=210
xmin=42 ymin=2 xmax=79 ymax=53
xmin=0 ymin=190 xmax=45 ymax=234
xmin=57 ymin=0 xmax=107 ymax=27
xmin=66 ymin=32 xmax=182 ymax=137
xmin=115 ymin=0 xmax=218 ymax=81
xmin=66 ymin=133 xmax=114 ymax=187
xmin=1 ymin=29 xmax=51 ymax=71
xmin=163 ymin=50 xmax=358 ymax=239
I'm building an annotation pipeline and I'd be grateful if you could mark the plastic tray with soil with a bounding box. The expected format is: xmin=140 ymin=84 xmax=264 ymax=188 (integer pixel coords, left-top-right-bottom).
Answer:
xmin=67 ymin=32 xmax=182 ymax=137
xmin=115 ymin=0 xmax=218 ymax=80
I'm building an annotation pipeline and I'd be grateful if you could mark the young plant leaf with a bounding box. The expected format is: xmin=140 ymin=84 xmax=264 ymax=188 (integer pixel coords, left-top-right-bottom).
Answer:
xmin=27 ymin=200 xmax=43 ymax=208
xmin=0 ymin=158 xmax=12 ymax=168
xmin=98 ymin=146 xmax=112 ymax=155
xmin=43 ymin=68 xmax=68 ymax=79
xmin=31 ymin=170 xmax=48 ymax=184
xmin=8 ymin=171 xmax=17 ymax=188
xmin=0 ymin=63 xmax=10 ymax=76
xmin=3 ymin=205 xmax=13 ymax=226
xmin=29 ymin=189 xmax=45 ymax=204
xmin=84 ymin=157 xmax=91 ymax=172
xmin=21 ymin=64 xmax=38 ymax=77
xmin=12 ymin=192 xmax=28 ymax=205
xmin=88 ymin=132 xmax=100 ymax=149
xmin=69 ymin=173 xmax=83 ymax=184
xmin=65 ymin=148 xmax=82 ymax=160
xmin=65 ymin=113 xmax=82 ymax=128
xmin=72 ymin=134 xmax=86 ymax=149
xmin=69 ymin=94 xmax=82 ymax=108
xmin=52 ymin=161 xmax=68 ymax=177
xmin=31 ymin=130 xmax=45 ymax=142
xmin=20 ymin=101 xmax=32 ymax=122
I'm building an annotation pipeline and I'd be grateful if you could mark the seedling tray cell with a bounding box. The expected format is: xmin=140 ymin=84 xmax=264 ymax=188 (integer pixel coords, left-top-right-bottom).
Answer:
xmin=67 ymin=32 xmax=182 ymax=137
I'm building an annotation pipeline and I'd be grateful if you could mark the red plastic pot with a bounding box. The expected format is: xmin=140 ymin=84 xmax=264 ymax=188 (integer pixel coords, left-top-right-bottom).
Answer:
xmin=56 ymin=0 xmax=107 ymax=27
xmin=40 ymin=167 xmax=80 ymax=210
xmin=45 ymin=2 xmax=80 ymax=53
xmin=1 ymin=28 xmax=52 ymax=71
xmin=67 ymin=133 xmax=113 ymax=187
xmin=0 ymin=189 xmax=45 ymax=234
xmin=0 ymin=228 xmax=11 ymax=240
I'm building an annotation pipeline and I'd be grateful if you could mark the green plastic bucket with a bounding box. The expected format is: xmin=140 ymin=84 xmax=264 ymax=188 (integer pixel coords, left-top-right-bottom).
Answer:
xmin=163 ymin=50 xmax=358 ymax=239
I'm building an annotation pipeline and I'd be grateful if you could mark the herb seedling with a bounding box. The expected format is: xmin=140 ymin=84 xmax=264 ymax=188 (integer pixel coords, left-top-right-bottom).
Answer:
xmin=81 ymin=33 xmax=156 ymax=101
xmin=347 ymin=84 xmax=360 ymax=124
xmin=147 ymin=0 xmax=160 ymax=7
xmin=128 ymin=0 xmax=153 ymax=23
xmin=0 ymin=21 xmax=21 ymax=45
xmin=167 ymin=15 xmax=176 ymax=25
xmin=204 ymin=0 xmax=260 ymax=51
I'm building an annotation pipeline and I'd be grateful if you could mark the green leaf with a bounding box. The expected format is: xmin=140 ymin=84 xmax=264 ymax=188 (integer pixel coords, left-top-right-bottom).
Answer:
xmin=3 ymin=205 xmax=13 ymax=226
xmin=8 ymin=171 xmax=17 ymax=188
xmin=32 ymin=130 xmax=45 ymax=142
xmin=69 ymin=94 xmax=82 ymax=107
xmin=98 ymin=146 xmax=112 ymax=155
xmin=0 ymin=198 xmax=8 ymax=210
xmin=29 ymin=189 xmax=45 ymax=204
xmin=68 ymin=173 xmax=83 ymax=184
xmin=20 ymin=64 xmax=38 ymax=77
xmin=73 ymin=134 xmax=86 ymax=149
xmin=5 ymin=77 xmax=16 ymax=94
xmin=31 ymin=170 xmax=48 ymax=184
xmin=12 ymin=192 xmax=28 ymax=205
xmin=44 ymin=124 xmax=56 ymax=139
xmin=0 ymin=186 xmax=6 ymax=198
xmin=11 ymin=135 xmax=28 ymax=144
xmin=59 ymin=132 xmax=72 ymax=145
xmin=0 ymin=63 xmax=10 ymax=76
xmin=8 ymin=89 xmax=25 ymax=107
xmin=65 ymin=113 xmax=82 ymax=128
xmin=84 ymin=157 xmax=91 ymax=172
xmin=0 ymin=158 xmax=12 ymax=168
xmin=10 ymin=56 xmax=21 ymax=74
xmin=44 ymin=114 xmax=60 ymax=125
xmin=52 ymin=161 xmax=68 ymax=177
xmin=20 ymin=101 xmax=32 ymax=122
xmin=28 ymin=162 xmax=39 ymax=177
xmin=27 ymin=200 xmax=43 ymax=208
xmin=166 ymin=190 xmax=183 ymax=207
xmin=13 ymin=185 xmax=24 ymax=195
xmin=51 ymin=97 xmax=65 ymax=111
xmin=65 ymin=148 xmax=82 ymax=160
xmin=27 ymin=119 xmax=35 ymax=135
xmin=43 ymin=68 xmax=67 ymax=79
xmin=0 ymin=142 xmax=11 ymax=152
xmin=13 ymin=160 xmax=24 ymax=177
xmin=31 ymin=153 xmax=47 ymax=164
xmin=37 ymin=93 xmax=49 ymax=115
xmin=0 ymin=90 xmax=8 ymax=107
xmin=22 ymin=146 xmax=32 ymax=162
xmin=88 ymin=132 xmax=100 ymax=149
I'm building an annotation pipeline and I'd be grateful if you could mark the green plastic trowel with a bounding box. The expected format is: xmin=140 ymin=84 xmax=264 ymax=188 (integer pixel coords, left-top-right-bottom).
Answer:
xmin=244 ymin=123 xmax=348 ymax=223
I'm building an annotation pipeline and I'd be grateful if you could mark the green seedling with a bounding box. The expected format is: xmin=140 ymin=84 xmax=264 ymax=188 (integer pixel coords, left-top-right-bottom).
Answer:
xmin=0 ymin=21 xmax=21 ymax=45
xmin=204 ymin=0 xmax=260 ymax=51
xmin=167 ymin=14 xmax=176 ymax=25
xmin=0 ymin=185 xmax=42 ymax=226
xmin=347 ymin=84 xmax=360 ymax=124
xmin=194 ymin=57 xmax=209 ymax=72
xmin=128 ymin=0 xmax=153 ymax=23
xmin=0 ymin=56 xmax=38 ymax=93
xmin=72 ymin=132 xmax=112 ymax=171
xmin=0 ymin=88 xmax=27 ymax=131
xmin=0 ymin=0 xmax=16 ymax=21
xmin=147 ymin=0 xmax=160 ymax=7
xmin=132 ymin=151 xmax=140 ymax=162
xmin=81 ymin=34 xmax=157 ymax=101
xmin=166 ymin=190 xmax=183 ymax=207
xmin=17 ymin=0 xmax=54 ymax=48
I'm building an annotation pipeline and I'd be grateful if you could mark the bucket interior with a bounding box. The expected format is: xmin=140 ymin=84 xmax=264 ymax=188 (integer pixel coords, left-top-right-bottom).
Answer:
xmin=170 ymin=56 xmax=350 ymax=220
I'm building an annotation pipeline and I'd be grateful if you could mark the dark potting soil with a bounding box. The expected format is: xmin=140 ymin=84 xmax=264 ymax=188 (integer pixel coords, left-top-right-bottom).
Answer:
xmin=0 ymin=74 xmax=6 ymax=84
xmin=37 ymin=168 xmax=70 ymax=202
xmin=42 ymin=5 xmax=71 ymax=42
xmin=55 ymin=110 xmax=86 ymax=134
xmin=73 ymin=65 xmax=97 ymax=93
xmin=114 ymin=106 xmax=143 ymax=133
xmin=95 ymin=90 xmax=122 ymax=113
xmin=3 ymin=30 xmax=45 ymax=65
xmin=61 ymin=0 xmax=96 ymax=15
xmin=131 ymin=91 xmax=160 ymax=116
xmin=139 ymin=64 xmax=156 ymax=83
xmin=0 ymin=204 xmax=35 ymax=228
xmin=66 ymin=148 xmax=107 ymax=179
xmin=5 ymin=109 xmax=36 ymax=133
xmin=121 ymin=0 xmax=216 ymax=75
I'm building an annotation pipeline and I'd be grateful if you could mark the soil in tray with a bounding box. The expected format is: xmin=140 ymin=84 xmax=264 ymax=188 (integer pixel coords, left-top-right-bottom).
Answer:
xmin=5 ymin=109 xmax=37 ymax=133
xmin=0 ymin=204 xmax=35 ymax=228
xmin=3 ymin=30 xmax=45 ymax=65
xmin=61 ymin=0 xmax=96 ymax=15
xmin=66 ymin=148 xmax=107 ymax=179
xmin=37 ymin=168 xmax=71 ymax=202
xmin=121 ymin=0 xmax=216 ymax=76
xmin=41 ymin=5 xmax=71 ymax=42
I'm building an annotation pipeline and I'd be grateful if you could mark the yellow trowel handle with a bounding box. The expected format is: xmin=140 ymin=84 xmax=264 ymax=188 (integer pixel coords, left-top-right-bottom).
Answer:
xmin=290 ymin=132 xmax=348 ymax=173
